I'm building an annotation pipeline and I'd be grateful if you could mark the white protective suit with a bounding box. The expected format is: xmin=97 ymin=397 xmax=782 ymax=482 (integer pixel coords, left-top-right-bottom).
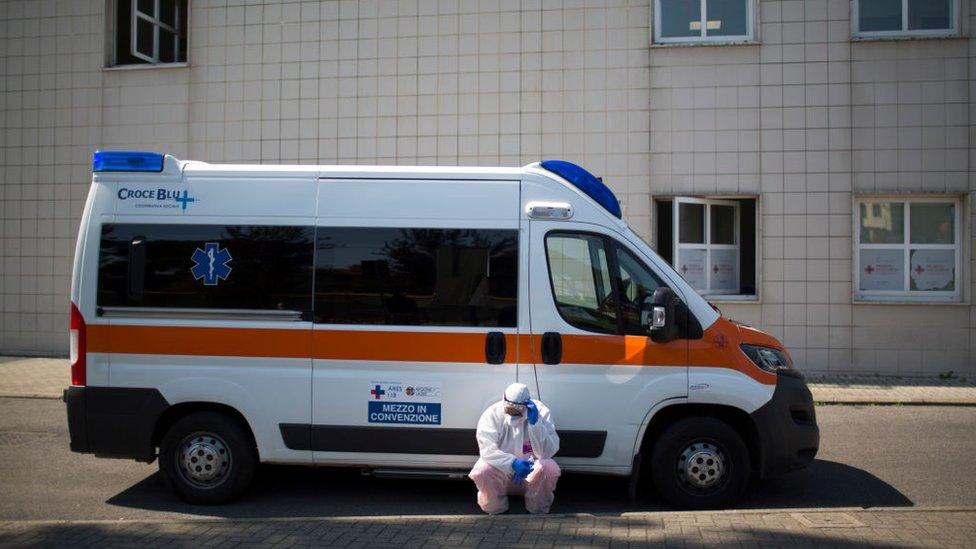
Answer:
xmin=468 ymin=383 xmax=561 ymax=514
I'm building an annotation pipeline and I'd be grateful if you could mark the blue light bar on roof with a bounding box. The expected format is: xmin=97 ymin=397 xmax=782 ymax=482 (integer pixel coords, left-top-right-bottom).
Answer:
xmin=540 ymin=160 xmax=622 ymax=219
xmin=92 ymin=150 xmax=165 ymax=173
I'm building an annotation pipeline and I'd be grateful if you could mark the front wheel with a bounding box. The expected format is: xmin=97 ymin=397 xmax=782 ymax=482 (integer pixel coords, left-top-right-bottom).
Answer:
xmin=158 ymin=411 xmax=256 ymax=504
xmin=650 ymin=416 xmax=750 ymax=509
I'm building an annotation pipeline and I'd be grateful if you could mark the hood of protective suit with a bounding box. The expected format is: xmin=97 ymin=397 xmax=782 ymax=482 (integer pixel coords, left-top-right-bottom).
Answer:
xmin=504 ymin=382 xmax=530 ymax=405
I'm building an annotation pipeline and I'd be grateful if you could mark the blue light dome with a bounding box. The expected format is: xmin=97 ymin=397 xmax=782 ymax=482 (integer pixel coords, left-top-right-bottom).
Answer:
xmin=540 ymin=160 xmax=621 ymax=219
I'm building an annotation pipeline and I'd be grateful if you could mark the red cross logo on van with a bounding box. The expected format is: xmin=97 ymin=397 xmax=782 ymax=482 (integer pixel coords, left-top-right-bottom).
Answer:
xmin=864 ymin=265 xmax=875 ymax=275
xmin=370 ymin=385 xmax=385 ymax=400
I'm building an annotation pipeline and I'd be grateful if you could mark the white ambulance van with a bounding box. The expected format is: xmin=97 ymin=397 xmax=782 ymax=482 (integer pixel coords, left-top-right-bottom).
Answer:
xmin=65 ymin=151 xmax=818 ymax=507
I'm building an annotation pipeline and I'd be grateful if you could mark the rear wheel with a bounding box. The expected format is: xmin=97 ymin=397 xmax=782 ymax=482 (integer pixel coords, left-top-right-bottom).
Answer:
xmin=650 ymin=416 xmax=750 ymax=509
xmin=158 ymin=411 xmax=256 ymax=504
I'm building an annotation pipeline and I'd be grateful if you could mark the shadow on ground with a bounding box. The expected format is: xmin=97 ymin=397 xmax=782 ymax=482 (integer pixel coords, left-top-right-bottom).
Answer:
xmin=105 ymin=458 xmax=911 ymax=519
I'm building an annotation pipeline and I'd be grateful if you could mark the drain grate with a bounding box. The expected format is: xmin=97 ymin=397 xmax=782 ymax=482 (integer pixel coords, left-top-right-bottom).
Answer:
xmin=0 ymin=431 xmax=58 ymax=447
xmin=791 ymin=512 xmax=865 ymax=528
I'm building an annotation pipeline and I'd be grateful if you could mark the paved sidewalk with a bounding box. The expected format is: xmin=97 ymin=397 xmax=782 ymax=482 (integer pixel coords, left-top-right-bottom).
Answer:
xmin=0 ymin=507 xmax=973 ymax=548
xmin=0 ymin=357 xmax=68 ymax=399
xmin=2 ymin=356 xmax=975 ymax=405
xmin=806 ymin=374 xmax=976 ymax=405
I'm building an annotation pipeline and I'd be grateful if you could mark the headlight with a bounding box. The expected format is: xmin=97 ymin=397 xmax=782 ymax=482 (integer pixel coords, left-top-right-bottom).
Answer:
xmin=740 ymin=344 xmax=792 ymax=372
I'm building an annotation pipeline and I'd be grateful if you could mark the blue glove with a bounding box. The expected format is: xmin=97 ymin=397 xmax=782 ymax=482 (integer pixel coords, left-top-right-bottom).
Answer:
xmin=525 ymin=400 xmax=539 ymax=425
xmin=511 ymin=458 xmax=534 ymax=485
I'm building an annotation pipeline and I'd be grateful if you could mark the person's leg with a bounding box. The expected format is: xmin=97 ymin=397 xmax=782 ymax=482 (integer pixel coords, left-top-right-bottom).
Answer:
xmin=523 ymin=458 xmax=561 ymax=514
xmin=468 ymin=459 xmax=511 ymax=514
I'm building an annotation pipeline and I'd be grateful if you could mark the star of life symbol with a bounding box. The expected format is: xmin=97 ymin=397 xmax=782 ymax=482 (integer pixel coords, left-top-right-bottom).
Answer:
xmin=190 ymin=243 xmax=232 ymax=286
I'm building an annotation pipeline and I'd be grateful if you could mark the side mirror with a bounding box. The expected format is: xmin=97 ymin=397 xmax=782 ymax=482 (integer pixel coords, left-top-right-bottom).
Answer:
xmin=641 ymin=287 xmax=681 ymax=343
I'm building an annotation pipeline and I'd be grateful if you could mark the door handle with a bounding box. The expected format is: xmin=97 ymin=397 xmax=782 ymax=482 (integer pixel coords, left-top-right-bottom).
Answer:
xmin=485 ymin=331 xmax=506 ymax=364
xmin=541 ymin=332 xmax=562 ymax=365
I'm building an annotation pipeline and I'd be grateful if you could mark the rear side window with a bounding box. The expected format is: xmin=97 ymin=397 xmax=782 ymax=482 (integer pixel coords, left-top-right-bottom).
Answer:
xmin=97 ymin=224 xmax=314 ymax=318
xmin=315 ymin=228 xmax=518 ymax=327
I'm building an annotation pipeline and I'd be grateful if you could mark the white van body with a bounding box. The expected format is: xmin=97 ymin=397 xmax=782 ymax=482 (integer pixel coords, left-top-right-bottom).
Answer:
xmin=66 ymin=153 xmax=818 ymax=506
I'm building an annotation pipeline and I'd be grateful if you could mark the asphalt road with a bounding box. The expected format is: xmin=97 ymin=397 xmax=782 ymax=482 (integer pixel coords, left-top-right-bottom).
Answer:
xmin=1 ymin=397 xmax=974 ymax=521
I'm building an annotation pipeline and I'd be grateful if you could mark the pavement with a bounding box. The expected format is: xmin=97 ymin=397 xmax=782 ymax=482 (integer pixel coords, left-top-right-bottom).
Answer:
xmin=3 ymin=355 xmax=975 ymax=405
xmin=1 ymin=507 xmax=974 ymax=548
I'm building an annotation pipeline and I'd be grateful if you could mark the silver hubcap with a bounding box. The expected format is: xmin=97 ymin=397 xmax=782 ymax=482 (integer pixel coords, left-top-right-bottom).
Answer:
xmin=178 ymin=432 xmax=231 ymax=488
xmin=677 ymin=441 xmax=726 ymax=490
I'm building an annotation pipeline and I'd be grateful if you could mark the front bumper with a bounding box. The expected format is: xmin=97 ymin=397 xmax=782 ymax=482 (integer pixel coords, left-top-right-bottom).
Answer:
xmin=63 ymin=385 xmax=169 ymax=462
xmin=750 ymin=370 xmax=819 ymax=477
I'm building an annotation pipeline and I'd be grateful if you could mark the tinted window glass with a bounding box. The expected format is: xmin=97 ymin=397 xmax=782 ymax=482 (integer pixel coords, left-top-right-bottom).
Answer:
xmin=860 ymin=202 xmax=904 ymax=244
xmin=660 ymin=0 xmax=702 ymax=38
xmin=679 ymin=202 xmax=705 ymax=243
xmin=859 ymin=0 xmax=902 ymax=32
xmin=708 ymin=0 xmax=748 ymax=36
xmin=545 ymin=233 xmax=618 ymax=334
xmin=615 ymin=245 xmax=665 ymax=335
xmin=910 ymin=203 xmax=954 ymax=244
xmin=908 ymin=0 xmax=951 ymax=30
xmin=315 ymin=228 xmax=518 ymax=327
xmin=98 ymin=224 xmax=313 ymax=317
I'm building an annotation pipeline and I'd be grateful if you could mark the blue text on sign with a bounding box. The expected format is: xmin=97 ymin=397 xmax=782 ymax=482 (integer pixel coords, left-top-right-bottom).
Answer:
xmin=367 ymin=402 xmax=441 ymax=425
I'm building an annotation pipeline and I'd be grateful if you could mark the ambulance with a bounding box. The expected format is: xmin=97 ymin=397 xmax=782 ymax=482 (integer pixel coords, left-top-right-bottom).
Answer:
xmin=65 ymin=151 xmax=819 ymax=508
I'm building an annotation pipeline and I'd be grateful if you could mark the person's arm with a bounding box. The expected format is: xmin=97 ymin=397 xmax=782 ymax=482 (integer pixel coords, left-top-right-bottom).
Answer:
xmin=476 ymin=404 xmax=516 ymax=471
xmin=526 ymin=401 xmax=560 ymax=459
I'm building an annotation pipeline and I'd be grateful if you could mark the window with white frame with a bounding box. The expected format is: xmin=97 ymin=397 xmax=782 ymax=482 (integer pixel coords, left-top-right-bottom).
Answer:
xmin=654 ymin=0 xmax=754 ymax=44
xmin=110 ymin=0 xmax=188 ymax=66
xmin=855 ymin=198 xmax=963 ymax=302
xmin=854 ymin=0 xmax=958 ymax=38
xmin=656 ymin=197 xmax=758 ymax=299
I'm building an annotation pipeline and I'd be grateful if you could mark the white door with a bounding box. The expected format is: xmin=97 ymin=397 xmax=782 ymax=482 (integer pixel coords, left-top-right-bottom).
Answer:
xmin=308 ymin=178 xmax=525 ymax=468
xmin=526 ymin=221 xmax=689 ymax=472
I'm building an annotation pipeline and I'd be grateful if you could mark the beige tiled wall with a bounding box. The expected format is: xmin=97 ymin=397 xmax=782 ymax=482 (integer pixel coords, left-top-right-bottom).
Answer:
xmin=0 ymin=0 xmax=973 ymax=375
xmin=1 ymin=0 xmax=652 ymax=355
xmin=649 ymin=0 xmax=975 ymax=374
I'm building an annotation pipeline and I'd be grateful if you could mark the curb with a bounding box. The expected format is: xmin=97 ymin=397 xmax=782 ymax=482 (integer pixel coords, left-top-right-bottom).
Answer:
xmin=0 ymin=506 xmax=974 ymax=527
xmin=814 ymin=400 xmax=976 ymax=406
xmin=0 ymin=393 xmax=62 ymax=400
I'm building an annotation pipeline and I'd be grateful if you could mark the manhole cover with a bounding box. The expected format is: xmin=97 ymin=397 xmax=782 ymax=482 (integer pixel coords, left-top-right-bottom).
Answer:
xmin=791 ymin=512 xmax=865 ymax=528
xmin=0 ymin=431 xmax=58 ymax=447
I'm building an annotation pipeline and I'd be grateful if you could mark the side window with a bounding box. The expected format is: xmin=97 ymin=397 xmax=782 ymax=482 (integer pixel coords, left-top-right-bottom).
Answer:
xmin=614 ymin=245 xmax=665 ymax=335
xmin=97 ymin=224 xmax=314 ymax=318
xmin=314 ymin=228 xmax=518 ymax=327
xmin=545 ymin=233 xmax=618 ymax=334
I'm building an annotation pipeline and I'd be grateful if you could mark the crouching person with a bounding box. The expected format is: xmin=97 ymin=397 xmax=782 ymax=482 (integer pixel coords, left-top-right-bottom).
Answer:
xmin=468 ymin=382 xmax=561 ymax=514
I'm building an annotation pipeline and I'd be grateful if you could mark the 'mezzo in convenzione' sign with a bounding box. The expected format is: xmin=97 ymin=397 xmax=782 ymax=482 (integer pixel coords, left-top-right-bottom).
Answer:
xmin=367 ymin=381 xmax=442 ymax=425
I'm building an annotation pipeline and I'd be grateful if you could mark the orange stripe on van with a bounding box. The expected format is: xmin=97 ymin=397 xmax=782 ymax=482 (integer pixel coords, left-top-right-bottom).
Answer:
xmin=87 ymin=324 xmax=312 ymax=359
xmin=313 ymin=330 xmax=517 ymax=364
xmin=86 ymin=317 xmax=776 ymax=385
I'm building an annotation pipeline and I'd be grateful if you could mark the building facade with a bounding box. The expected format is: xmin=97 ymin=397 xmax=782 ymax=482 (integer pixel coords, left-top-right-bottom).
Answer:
xmin=1 ymin=0 xmax=974 ymax=375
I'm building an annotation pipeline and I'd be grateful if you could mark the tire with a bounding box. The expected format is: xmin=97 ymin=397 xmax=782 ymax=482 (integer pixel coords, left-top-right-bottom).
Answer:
xmin=158 ymin=411 xmax=256 ymax=504
xmin=650 ymin=416 xmax=750 ymax=509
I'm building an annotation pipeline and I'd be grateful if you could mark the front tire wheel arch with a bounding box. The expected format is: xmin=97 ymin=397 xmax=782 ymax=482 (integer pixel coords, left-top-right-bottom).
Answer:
xmin=649 ymin=416 xmax=751 ymax=509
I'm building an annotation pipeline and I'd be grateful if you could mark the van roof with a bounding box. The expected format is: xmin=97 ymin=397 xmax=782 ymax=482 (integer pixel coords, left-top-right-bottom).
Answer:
xmin=91 ymin=151 xmax=622 ymax=223
xmin=181 ymin=159 xmax=527 ymax=180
